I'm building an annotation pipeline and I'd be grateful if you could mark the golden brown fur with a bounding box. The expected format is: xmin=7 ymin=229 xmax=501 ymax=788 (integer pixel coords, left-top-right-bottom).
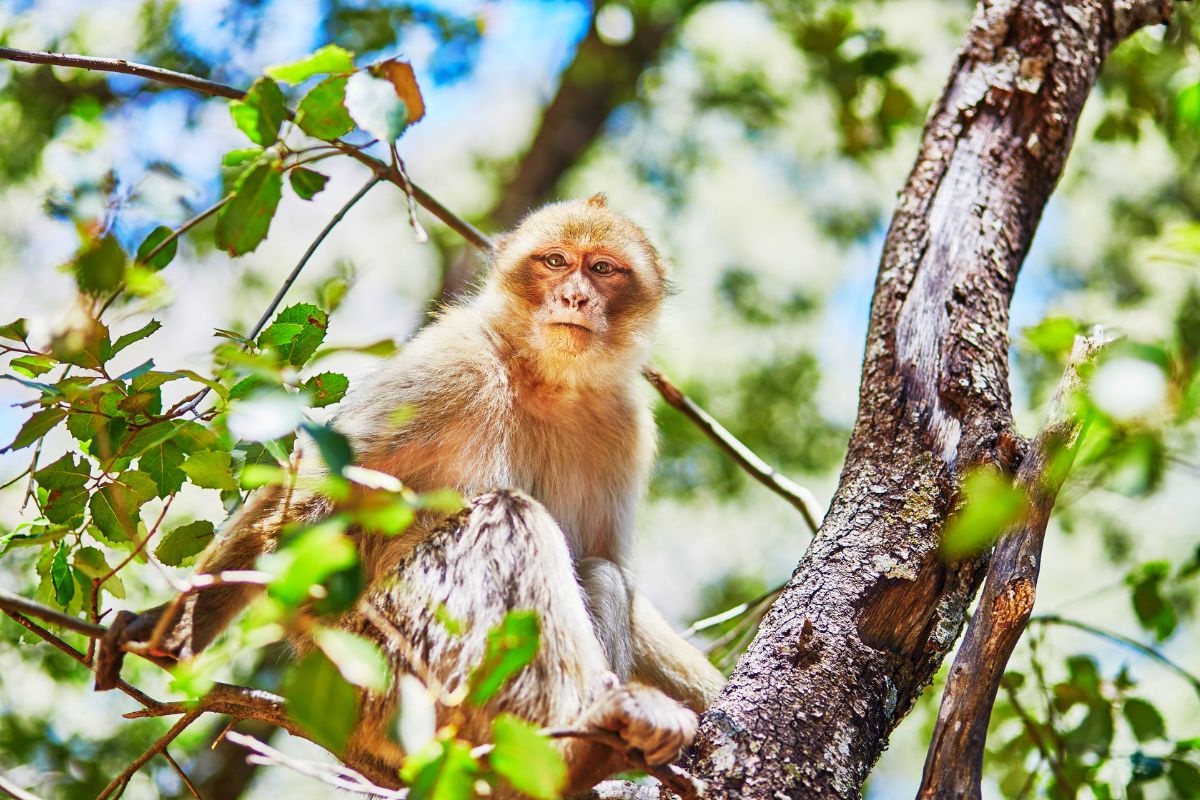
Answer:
xmin=112 ymin=196 xmax=724 ymax=794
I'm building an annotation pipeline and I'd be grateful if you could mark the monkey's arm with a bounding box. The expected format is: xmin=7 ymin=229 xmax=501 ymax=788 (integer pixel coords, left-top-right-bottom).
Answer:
xmin=629 ymin=591 xmax=725 ymax=713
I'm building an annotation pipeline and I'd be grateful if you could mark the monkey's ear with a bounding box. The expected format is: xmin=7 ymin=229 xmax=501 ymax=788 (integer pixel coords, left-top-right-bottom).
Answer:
xmin=586 ymin=193 xmax=608 ymax=209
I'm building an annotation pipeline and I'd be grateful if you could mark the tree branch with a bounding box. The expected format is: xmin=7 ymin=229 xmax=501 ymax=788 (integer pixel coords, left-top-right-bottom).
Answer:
xmin=917 ymin=331 xmax=1109 ymax=800
xmin=96 ymin=710 xmax=203 ymax=800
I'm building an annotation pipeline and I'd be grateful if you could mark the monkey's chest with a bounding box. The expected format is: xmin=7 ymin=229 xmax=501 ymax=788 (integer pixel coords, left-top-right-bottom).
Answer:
xmin=509 ymin=416 xmax=633 ymax=563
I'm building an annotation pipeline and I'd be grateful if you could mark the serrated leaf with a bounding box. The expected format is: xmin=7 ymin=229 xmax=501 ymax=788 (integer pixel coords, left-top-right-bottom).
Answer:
xmin=294 ymin=75 xmax=355 ymax=139
xmin=155 ymin=520 xmax=216 ymax=567
xmin=136 ymin=227 xmax=177 ymax=271
xmin=468 ymin=610 xmax=540 ymax=706
xmin=216 ymin=162 xmax=283 ymax=256
xmin=0 ymin=318 xmax=29 ymax=342
xmin=90 ymin=471 xmax=157 ymax=543
xmin=490 ymin=714 xmax=566 ymax=800
xmin=261 ymin=520 xmax=357 ymax=606
xmin=74 ymin=233 xmax=127 ymax=294
xmin=180 ymin=450 xmax=238 ymax=491
xmin=288 ymin=167 xmax=329 ymax=200
xmin=313 ymin=628 xmax=389 ymax=692
xmin=10 ymin=355 xmax=55 ymax=378
xmin=34 ymin=454 xmax=90 ymax=526
xmin=3 ymin=407 xmax=67 ymax=451
xmin=284 ymin=650 xmax=358 ymax=754
xmin=229 ymin=77 xmax=287 ymax=147
xmin=258 ymin=304 xmax=328 ymax=367
xmin=51 ymin=542 xmax=74 ymax=607
xmin=302 ymin=372 xmax=349 ymax=407
xmin=344 ymin=71 xmax=410 ymax=142
xmin=74 ymin=546 xmax=125 ymax=599
xmin=1123 ymin=698 xmax=1166 ymax=742
xmin=266 ymin=45 xmax=355 ymax=84
xmin=109 ymin=320 xmax=163 ymax=357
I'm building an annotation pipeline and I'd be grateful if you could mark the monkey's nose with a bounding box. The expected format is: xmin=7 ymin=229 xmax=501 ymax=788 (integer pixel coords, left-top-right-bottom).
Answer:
xmin=560 ymin=292 xmax=589 ymax=309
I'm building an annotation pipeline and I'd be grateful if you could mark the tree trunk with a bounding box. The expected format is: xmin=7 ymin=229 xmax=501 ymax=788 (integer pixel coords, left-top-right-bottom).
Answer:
xmin=685 ymin=0 xmax=1173 ymax=796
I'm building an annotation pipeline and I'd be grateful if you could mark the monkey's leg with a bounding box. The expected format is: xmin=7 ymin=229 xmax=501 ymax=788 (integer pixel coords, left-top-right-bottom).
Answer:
xmin=628 ymin=591 xmax=726 ymax=713
xmin=96 ymin=487 xmax=330 ymax=688
xmin=577 ymin=557 xmax=634 ymax=681
xmin=344 ymin=491 xmax=696 ymax=795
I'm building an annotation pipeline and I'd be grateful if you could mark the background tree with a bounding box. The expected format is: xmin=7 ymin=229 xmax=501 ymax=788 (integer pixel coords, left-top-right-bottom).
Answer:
xmin=0 ymin=1 xmax=1198 ymax=799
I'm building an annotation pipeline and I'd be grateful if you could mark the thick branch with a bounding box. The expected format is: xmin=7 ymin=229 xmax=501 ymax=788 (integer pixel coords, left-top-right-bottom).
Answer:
xmin=917 ymin=332 xmax=1108 ymax=800
xmin=686 ymin=1 xmax=1173 ymax=797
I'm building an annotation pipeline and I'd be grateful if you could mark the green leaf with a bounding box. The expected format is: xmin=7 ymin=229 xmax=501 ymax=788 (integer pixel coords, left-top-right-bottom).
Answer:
xmin=490 ymin=714 xmax=567 ymax=800
xmin=0 ymin=318 xmax=29 ymax=342
xmin=34 ymin=453 xmax=91 ymax=526
xmin=302 ymin=372 xmax=349 ymax=407
xmin=117 ymin=359 xmax=155 ymax=382
xmin=1024 ymin=316 xmax=1080 ymax=358
xmin=229 ymin=77 xmax=287 ymax=146
xmin=288 ymin=167 xmax=329 ymax=200
xmin=180 ymin=450 xmax=238 ymax=491
xmin=51 ymin=542 xmax=74 ymax=607
xmin=258 ymin=303 xmax=328 ymax=367
xmin=222 ymin=148 xmax=262 ymax=168
xmin=110 ymin=320 xmax=162 ymax=357
xmin=262 ymin=520 xmax=358 ymax=606
xmin=74 ymin=546 xmax=125 ymax=599
xmin=89 ymin=471 xmax=157 ymax=543
xmin=1127 ymin=561 xmax=1178 ymax=641
xmin=294 ymin=75 xmax=355 ymax=139
xmin=266 ymin=45 xmax=355 ymax=84
xmin=1123 ymin=698 xmax=1166 ymax=742
xmin=3 ymin=407 xmax=67 ymax=451
xmin=284 ymin=650 xmax=358 ymax=755
xmin=312 ymin=627 xmax=389 ymax=692
xmin=344 ymin=71 xmax=410 ymax=142
xmin=155 ymin=520 xmax=215 ymax=567
xmin=9 ymin=355 xmax=55 ymax=378
xmin=74 ymin=234 xmax=127 ymax=294
xmin=1177 ymin=82 xmax=1200 ymax=127
xmin=401 ymin=740 xmax=479 ymax=800
xmin=468 ymin=610 xmax=540 ymax=706
xmin=941 ymin=469 xmax=1028 ymax=558
xmin=135 ymin=227 xmax=177 ymax=271
xmin=216 ymin=161 xmax=283 ymax=256
xmin=301 ymin=420 xmax=353 ymax=475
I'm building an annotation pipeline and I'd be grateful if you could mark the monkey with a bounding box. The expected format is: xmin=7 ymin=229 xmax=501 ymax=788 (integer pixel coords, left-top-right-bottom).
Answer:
xmin=99 ymin=194 xmax=725 ymax=794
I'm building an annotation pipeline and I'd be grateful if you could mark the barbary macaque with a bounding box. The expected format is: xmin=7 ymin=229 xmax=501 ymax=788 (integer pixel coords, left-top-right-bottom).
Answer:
xmin=100 ymin=194 xmax=724 ymax=793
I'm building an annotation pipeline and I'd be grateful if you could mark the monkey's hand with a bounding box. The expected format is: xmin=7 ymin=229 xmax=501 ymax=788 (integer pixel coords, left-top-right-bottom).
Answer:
xmin=577 ymin=684 xmax=698 ymax=766
xmin=94 ymin=603 xmax=192 ymax=691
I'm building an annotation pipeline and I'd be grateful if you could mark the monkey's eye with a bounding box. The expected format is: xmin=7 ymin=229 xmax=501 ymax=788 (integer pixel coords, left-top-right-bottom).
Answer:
xmin=590 ymin=260 xmax=614 ymax=275
xmin=545 ymin=253 xmax=566 ymax=268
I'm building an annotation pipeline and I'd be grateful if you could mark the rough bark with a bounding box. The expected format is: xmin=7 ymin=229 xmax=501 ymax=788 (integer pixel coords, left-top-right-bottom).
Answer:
xmin=686 ymin=1 xmax=1172 ymax=797
xmin=917 ymin=333 xmax=1106 ymax=800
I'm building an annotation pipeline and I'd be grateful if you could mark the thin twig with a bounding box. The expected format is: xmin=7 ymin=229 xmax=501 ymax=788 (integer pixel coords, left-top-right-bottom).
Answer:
xmin=161 ymin=749 xmax=204 ymax=800
xmin=0 ymin=772 xmax=45 ymax=800
xmin=91 ymin=494 xmax=176 ymax=627
xmin=96 ymin=710 xmax=203 ymax=800
xmin=643 ymin=366 xmax=824 ymax=531
xmin=0 ymin=48 xmax=244 ymax=99
xmin=174 ymin=175 xmax=381 ymax=418
xmin=1030 ymin=614 xmax=1200 ymax=696
xmin=1001 ymin=680 xmax=1074 ymax=796
xmin=225 ymin=731 xmax=410 ymax=799
xmin=0 ymin=588 xmax=106 ymax=638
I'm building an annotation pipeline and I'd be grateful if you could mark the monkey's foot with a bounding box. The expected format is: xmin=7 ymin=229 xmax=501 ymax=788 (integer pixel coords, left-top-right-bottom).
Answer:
xmin=94 ymin=604 xmax=186 ymax=691
xmin=578 ymin=684 xmax=698 ymax=766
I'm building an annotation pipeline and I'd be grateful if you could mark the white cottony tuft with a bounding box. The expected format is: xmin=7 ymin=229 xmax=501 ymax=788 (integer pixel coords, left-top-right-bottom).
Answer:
xmin=596 ymin=4 xmax=636 ymax=46
xmin=227 ymin=391 xmax=309 ymax=442
xmin=1090 ymin=356 xmax=1168 ymax=421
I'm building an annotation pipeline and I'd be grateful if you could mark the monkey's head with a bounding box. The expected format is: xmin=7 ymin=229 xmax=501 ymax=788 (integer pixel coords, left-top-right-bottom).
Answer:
xmin=483 ymin=194 xmax=669 ymax=383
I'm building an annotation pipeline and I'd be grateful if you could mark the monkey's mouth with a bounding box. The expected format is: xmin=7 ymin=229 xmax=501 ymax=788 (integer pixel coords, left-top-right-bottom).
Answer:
xmin=550 ymin=321 xmax=594 ymax=334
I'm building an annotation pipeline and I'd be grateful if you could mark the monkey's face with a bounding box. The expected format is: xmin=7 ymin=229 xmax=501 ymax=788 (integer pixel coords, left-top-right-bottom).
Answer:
xmin=490 ymin=196 xmax=668 ymax=368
